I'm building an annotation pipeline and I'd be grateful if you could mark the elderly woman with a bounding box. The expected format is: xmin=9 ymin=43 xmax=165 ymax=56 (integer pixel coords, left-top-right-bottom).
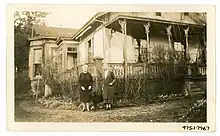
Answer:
xmin=78 ymin=64 xmax=93 ymax=112
xmin=103 ymin=65 xmax=116 ymax=110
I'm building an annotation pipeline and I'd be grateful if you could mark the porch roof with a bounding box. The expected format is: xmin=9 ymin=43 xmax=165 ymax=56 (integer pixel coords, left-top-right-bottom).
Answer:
xmin=105 ymin=14 xmax=205 ymax=28
xmin=72 ymin=12 xmax=108 ymax=40
xmin=107 ymin=15 xmax=206 ymax=44
xmin=72 ymin=12 xmax=206 ymax=41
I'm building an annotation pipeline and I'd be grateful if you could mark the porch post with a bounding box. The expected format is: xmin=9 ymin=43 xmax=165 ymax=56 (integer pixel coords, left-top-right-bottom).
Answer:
xmin=184 ymin=27 xmax=190 ymax=58
xmin=143 ymin=22 xmax=151 ymax=62
xmin=105 ymin=28 xmax=112 ymax=63
xmin=118 ymin=19 xmax=128 ymax=78
xmin=41 ymin=42 xmax=46 ymax=77
xmin=166 ymin=25 xmax=173 ymax=50
xmin=64 ymin=44 xmax=67 ymax=70
xmin=103 ymin=26 xmax=107 ymax=67
xmin=184 ymin=27 xmax=191 ymax=76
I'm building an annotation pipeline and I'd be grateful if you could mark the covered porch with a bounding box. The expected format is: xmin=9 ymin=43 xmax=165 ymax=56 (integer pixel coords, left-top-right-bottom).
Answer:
xmin=100 ymin=16 xmax=207 ymax=78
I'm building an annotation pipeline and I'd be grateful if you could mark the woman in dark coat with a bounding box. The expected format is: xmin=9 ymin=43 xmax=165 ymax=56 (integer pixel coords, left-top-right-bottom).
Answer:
xmin=103 ymin=65 xmax=116 ymax=110
xmin=78 ymin=64 xmax=93 ymax=112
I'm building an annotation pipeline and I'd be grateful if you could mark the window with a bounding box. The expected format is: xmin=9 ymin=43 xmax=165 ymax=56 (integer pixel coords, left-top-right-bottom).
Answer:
xmin=67 ymin=53 xmax=77 ymax=69
xmin=50 ymin=47 xmax=56 ymax=56
xmin=134 ymin=47 xmax=148 ymax=63
xmin=88 ymin=40 xmax=92 ymax=49
xmin=184 ymin=12 xmax=189 ymax=16
xmin=156 ymin=12 xmax=161 ymax=16
xmin=174 ymin=42 xmax=184 ymax=52
xmin=87 ymin=39 xmax=93 ymax=63
xmin=132 ymin=12 xmax=138 ymax=16
xmin=66 ymin=47 xmax=77 ymax=69
xmin=181 ymin=12 xmax=189 ymax=20
xmin=33 ymin=48 xmax=42 ymax=76
xmin=140 ymin=48 xmax=148 ymax=62
xmin=34 ymin=64 xmax=42 ymax=76
xmin=134 ymin=39 xmax=148 ymax=63
xmin=50 ymin=47 xmax=57 ymax=63
xmin=67 ymin=47 xmax=77 ymax=52
xmin=33 ymin=48 xmax=42 ymax=63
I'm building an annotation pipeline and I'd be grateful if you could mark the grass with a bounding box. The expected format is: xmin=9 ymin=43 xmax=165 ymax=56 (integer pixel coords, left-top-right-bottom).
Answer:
xmin=14 ymin=96 xmax=206 ymax=122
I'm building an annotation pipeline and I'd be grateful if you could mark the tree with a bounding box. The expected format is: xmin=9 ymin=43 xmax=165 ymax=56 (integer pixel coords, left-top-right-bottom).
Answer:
xmin=14 ymin=11 xmax=49 ymax=72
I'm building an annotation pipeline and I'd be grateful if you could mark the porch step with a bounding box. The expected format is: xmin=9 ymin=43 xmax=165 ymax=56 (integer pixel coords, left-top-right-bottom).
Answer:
xmin=191 ymin=91 xmax=205 ymax=95
xmin=191 ymin=88 xmax=202 ymax=92
xmin=188 ymin=82 xmax=205 ymax=96
xmin=191 ymin=84 xmax=199 ymax=89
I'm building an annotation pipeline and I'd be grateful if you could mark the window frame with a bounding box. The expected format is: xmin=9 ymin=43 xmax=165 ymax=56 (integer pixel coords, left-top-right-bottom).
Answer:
xmin=33 ymin=48 xmax=42 ymax=64
xmin=155 ymin=12 xmax=162 ymax=16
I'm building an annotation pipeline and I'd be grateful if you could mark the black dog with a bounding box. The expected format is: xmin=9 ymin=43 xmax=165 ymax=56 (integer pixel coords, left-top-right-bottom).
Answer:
xmin=90 ymin=92 xmax=103 ymax=110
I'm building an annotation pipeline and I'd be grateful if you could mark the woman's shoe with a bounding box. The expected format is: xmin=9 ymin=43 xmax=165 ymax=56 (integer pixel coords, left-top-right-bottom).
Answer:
xmin=109 ymin=104 xmax=112 ymax=110
xmin=105 ymin=104 xmax=109 ymax=110
xmin=86 ymin=103 xmax=90 ymax=111
xmin=91 ymin=105 xmax=95 ymax=111
xmin=81 ymin=103 xmax=86 ymax=112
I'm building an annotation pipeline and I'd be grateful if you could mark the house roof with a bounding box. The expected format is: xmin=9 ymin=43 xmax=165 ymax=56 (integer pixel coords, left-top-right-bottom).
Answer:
xmin=188 ymin=13 xmax=206 ymax=25
xmin=72 ymin=12 xmax=206 ymax=40
xmin=55 ymin=37 xmax=79 ymax=45
xmin=31 ymin=25 xmax=78 ymax=40
xmin=29 ymin=36 xmax=57 ymax=41
xmin=72 ymin=12 xmax=108 ymax=39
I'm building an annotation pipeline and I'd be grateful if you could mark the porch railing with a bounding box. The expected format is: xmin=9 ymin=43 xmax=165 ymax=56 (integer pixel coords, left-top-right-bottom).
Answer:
xmin=189 ymin=63 xmax=206 ymax=76
xmin=198 ymin=66 xmax=206 ymax=76
xmin=108 ymin=63 xmax=167 ymax=77
xmin=108 ymin=63 xmax=206 ymax=78
xmin=76 ymin=62 xmax=206 ymax=78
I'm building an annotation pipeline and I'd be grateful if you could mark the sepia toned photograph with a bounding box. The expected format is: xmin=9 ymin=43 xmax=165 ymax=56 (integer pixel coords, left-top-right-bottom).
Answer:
xmin=7 ymin=4 xmax=215 ymax=132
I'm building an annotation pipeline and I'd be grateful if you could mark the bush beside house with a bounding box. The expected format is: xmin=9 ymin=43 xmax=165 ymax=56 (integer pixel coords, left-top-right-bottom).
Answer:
xmin=40 ymin=46 xmax=189 ymax=103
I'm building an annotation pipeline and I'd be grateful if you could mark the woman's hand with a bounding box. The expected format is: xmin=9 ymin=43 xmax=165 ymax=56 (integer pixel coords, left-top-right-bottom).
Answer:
xmin=109 ymin=79 xmax=116 ymax=86
xmin=88 ymin=86 xmax=92 ymax=90
xmin=81 ymin=86 xmax=85 ymax=90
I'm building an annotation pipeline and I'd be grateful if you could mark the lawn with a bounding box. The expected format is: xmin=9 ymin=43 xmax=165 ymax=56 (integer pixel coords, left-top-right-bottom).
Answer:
xmin=14 ymin=96 xmax=206 ymax=122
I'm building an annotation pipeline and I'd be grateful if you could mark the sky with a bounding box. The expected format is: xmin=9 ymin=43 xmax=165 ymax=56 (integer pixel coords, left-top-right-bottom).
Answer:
xmin=43 ymin=6 xmax=97 ymax=29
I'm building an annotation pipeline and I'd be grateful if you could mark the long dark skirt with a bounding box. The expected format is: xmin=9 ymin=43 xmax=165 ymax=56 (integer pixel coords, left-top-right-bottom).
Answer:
xmin=80 ymin=89 xmax=91 ymax=103
xmin=103 ymin=86 xmax=115 ymax=104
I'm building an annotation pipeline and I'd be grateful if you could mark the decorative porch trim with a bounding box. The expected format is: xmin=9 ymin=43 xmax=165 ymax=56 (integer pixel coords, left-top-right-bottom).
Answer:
xmin=116 ymin=15 xmax=205 ymax=27
xmin=118 ymin=19 xmax=128 ymax=79
xmin=143 ymin=22 xmax=151 ymax=62
xmin=184 ymin=27 xmax=190 ymax=56
xmin=166 ymin=25 xmax=174 ymax=50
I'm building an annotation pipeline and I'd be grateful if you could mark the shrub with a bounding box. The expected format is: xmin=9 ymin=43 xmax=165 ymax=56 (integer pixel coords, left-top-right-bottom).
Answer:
xmin=15 ymin=70 xmax=30 ymax=94
xmin=57 ymin=68 xmax=79 ymax=100
xmin=15 ymin=70 xmax=33 ymax=100
xmin=114 ymin=45 xmax=190 ymax=103
xmin=42 ymin=58 xmax=60 ymax=94
xmin=179 ymin=98 xmax=206 ymax=122
xmin=151 ymin=45 xmax=188 ymax=94
xmin=40 ymin=45 xmax=192 ymax=104
xmin=42 ymin=57 xmax=80 ymax=100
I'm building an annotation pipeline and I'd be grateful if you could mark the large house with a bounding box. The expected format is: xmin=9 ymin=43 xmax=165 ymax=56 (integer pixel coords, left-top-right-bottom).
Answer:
xmin=29 ymin=12 xmax=207 ymax=80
